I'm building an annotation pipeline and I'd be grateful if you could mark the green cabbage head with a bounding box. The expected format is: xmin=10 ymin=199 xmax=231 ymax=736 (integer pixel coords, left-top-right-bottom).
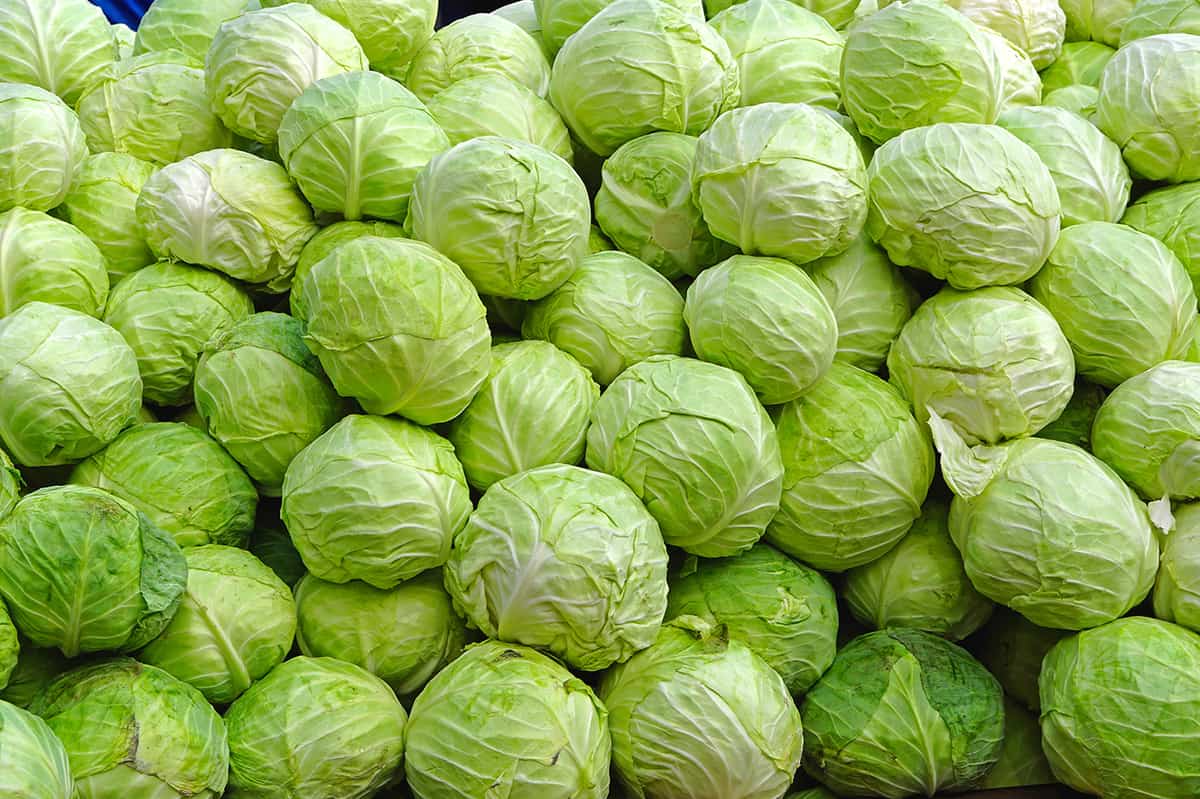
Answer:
xmin=137 ymin=149 xmax=318 ymax=293
xmin=33 ymin=658 xmax=228 ymax=798
xmin=693 ymin=102 xmax=868 ymax=264
xmin=1154 ymin=503 xmax=1200 ymax=633
xmin=665 ymin=543 xmax=838 ymax=694
xmin=133 ymin=0 xmax=256 ymax=63
xmin=709 ymin=0 xmax=843 ymax=109
xmin=278 ymin=71 xmax=449 ymax=223
xmin=204 ymin=4 xmax=367 ymax=144
xmin=601 ymin=616 xmax=804 ymax=799
xmin=282 ymin=414 xmax=471 ymax=588
xmin=767 ymin=362 xmax=935 ymax=572
xmin=1096 ymin=33 xmax=1200 ymax=181
xmin=522 ymin=251 xmax=687 ymax=386
xmin=75 ymin=50 xmax=232 ymax=166
xmin=0 ymin=207 xmax=108 ymax=319
xmin=102 ymin=261 xmax=254 ymax=407
xmin=407 ymin=136 xmax=590 ymax=300
xmin=997 ymin=105 xmax=1130 ymax=227
xmin=225 ymin=657 xmax=406 ymax=799
xmin=0 ymin=699 xmax=73 ymax=798
xmin=54 ymin=153 xmax=157 ymax=282
xmin=866 ymin=123 xmax=1061 ymax=289
xmin=844 ymin=500 xmax=994 ymax=640
xmin=0 ymin=0 xmax=117 ymax=105
xmin=1027 ymin=222 xmax=1198 ymax=387
xmin=549 ymin=0 xmax=739 ymax=156
xmin=1121 ymin=180 xmax=1200 ymax=296
xmin=803 ymin=234 xmax=915 ymax=372
xmin=447 ymin=341 xmax=599 ymax=490
xmin=931 ymin=412 xmax=1159 ymax=629
xmin=1092 ymin=360 xmax=1200 ymax=502
xmin=259 ymin=0 xmax=436 ymax=79
xmin=425 ymin=75 xmax=573 ymax=163
xmin=947 ymin=0 xmax=1065 ymax=68
xmin=0 ymin=303 xmax=141 ymax=467
xmin=446 ymin=464 xmax=668 ymax=670
xmin=295 ymin=236 xmax=491 ymax=424
xmin=888 ymin=286 xmax=1076 ymax=446
xmin=586 ymin=355 xmax=784 ymax=558
xmin=193 ymin=312 xmax=344 ymax=495
xmin=0 ymin=84 xmax=87 ymax=213
xmin=70 ymin=422 xmax=257 ymax=548
xmin=1040 ymin=41 xmax=1115 ymax=90
xmin=685 ymin=255 xmax=838 ymax=405
xmin=801 ymin=628 xmax=1005 ymax=798
xmin=138 ymin=546 xmax=295 ymax=704
xmin=0 ymin=486 xmax=186 ymax=657
xmin=1039 ymin=617 xmax=1200 ymax=797
xmin=406 ymin=13 xmax=550 ymax=102
xmin=840 ymin=0 xmax=1004 ymax=144
xmin=294 ymin=570 xmax=467 ymax=700
xmin=406 ymin=640 xmax=611 ymax=799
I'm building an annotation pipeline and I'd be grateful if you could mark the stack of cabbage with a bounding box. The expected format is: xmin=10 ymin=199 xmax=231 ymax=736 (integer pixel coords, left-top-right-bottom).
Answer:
xmin=2 ymin=0 xmax=1200 ymax=796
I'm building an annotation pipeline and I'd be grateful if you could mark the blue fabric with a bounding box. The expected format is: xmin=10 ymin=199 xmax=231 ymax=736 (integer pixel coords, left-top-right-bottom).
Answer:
xmin=91 ymin=0 xmax=151 ymax=29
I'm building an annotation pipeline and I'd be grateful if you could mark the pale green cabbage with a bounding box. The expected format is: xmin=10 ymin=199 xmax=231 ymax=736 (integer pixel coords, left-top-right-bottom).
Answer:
xmin=137 ymin=149 xmax=317 ymax=292
xmin=1028 ymin=222 xmax=1199 ymax=387
xmin=586 ymin=355 xmax=784 ymax=557
xmin=282 ymin=414 xmax=471 ymax=588
xmin=102 ymin=261 xmax=254 ymax=406
xmin=840 ymin=0 xmax=1004 ymax=144
xmin=425 ymin=75 xmax=573 ymax=163
xmin=601 ymin=617 xmax=804 ymax=799
xmin=888 ymin=286 xmax=1076 ymax=445
xmin=0 ymin=303 xmax=141 ymax=466
xmin=1039 ymin=617 xmax=1200 ymax=797
xmin=406 ymin=13 xmax=550 ymax=102
xmin=593 ymin=132 xmax=735 ymax=279
xmin=693 ymin=102 xmax=868 ymax=264
xmin=1096 ymin=33 xmax=1200 ymax=181
xmin=406 ymin=640 xmax=610 ymax=799
xmin=193 ymin=312 xmax=344 ymax=495
xmin=665 ymin=543 xmax=838 ymax=694
xmin=205 ymin=4 xmax=368 ymax=144
xmin=0 ymin=84 xmax=87 ymax=213
xmin=710 ymin=0 xmax=843 ymax=109
xmin=446 ymin=464 xmax=669 ymax=670
xmin=767 ymin=362 xmax=935 ymax=571
xmin=295 ymin=236 xmax=491 ymax=424
xmin=549 ymin=0 xmax=738 ymax=156
xmin=522 ymin=251 xmax=687 ymax=385
xmin=278 ymin=71 xmax=449 ymax=223
xmin=447 ymin=341 xmax=599 ymax=490
xmin=0 ymin=0 xmax=117 ymax=105
xmin=801 ymin=629 xmax=1004 ymax=798
xmin=70 ymin=422 xmax=257 ymax=548
xmin=55 ymin=153 xmax=156 ymax=282
xmin=931 ymin=413 xmax=1159 ymax=629
xmin=139 ymin=546 xmax=293 ymax=705
xmin=0 ymin=208 xmax=108 ymax=319
xmin=225 ymin=657 xmax=406 ymax=799
xmin=294 ymin=571 xmax=467 ymax=699
xmin=0 ymin=485 xmax=186 ymax=656
xmin=803 ymin=234 xmax=915 ymax=372
xmin=684 ymin=254 xmax=838 ymax=405
xmin=844 ymin=500 xmax=994 ymax=640
xmin=866 ymin=123 xmax=1061 ymax=289
xmin=407 ymin=136 xmax=590 ymax=300
xmin=75 ymin=50 xmax=232 ymax=166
